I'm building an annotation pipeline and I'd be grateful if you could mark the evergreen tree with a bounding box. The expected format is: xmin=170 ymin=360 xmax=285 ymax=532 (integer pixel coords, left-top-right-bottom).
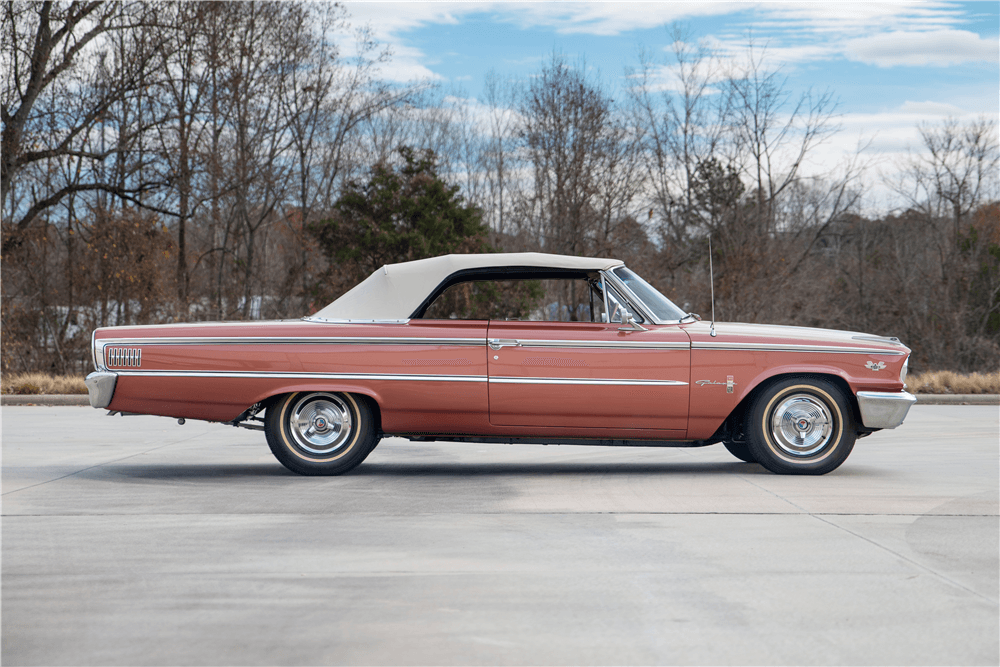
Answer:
xmin=308 ymin=147 xmax=491 ymax=303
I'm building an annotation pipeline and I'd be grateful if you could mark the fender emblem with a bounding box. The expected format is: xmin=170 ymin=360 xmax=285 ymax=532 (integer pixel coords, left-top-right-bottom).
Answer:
xmin=865 ymin=361 xmax=887 ymax=371
xmin=696 ymin=377 xmax=737 ymax=393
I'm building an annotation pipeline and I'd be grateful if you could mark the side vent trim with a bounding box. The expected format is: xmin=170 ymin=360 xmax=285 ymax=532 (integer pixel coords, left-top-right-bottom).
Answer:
xmin=106 ymin=347 xmax=142 ymax=368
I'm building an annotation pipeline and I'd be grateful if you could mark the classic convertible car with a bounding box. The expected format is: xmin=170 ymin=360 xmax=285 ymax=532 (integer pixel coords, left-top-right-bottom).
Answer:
xmin=85 ymin=252 xmax=916 ymax=475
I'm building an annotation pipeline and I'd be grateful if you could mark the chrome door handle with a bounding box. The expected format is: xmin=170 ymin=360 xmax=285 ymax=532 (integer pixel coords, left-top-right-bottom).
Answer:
xmin=488 ymin=338 xmax=520 ymax=350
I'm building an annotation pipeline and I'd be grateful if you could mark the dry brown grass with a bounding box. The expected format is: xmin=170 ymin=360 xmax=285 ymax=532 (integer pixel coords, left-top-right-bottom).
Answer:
xmin=907 ymin=370 xmax=1000 ymax=394
xmin=2 ymin=373 xmax=88 ymax=395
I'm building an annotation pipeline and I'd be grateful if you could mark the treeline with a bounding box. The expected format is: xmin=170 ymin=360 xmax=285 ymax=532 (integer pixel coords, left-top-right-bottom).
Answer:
xmin=2 ymin=2 xmax=998 ymax=376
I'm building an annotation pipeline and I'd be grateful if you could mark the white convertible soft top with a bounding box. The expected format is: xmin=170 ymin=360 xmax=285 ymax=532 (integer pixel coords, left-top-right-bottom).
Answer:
xmin=310 ymin=252 xmax=623 ymax=321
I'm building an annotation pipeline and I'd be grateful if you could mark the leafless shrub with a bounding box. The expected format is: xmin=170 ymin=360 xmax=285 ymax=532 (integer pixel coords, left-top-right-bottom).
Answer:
xmin=2 ymin=373 xmax=88 ymax=395
xmin=908 ymin=371 xmax=1000 ymax=394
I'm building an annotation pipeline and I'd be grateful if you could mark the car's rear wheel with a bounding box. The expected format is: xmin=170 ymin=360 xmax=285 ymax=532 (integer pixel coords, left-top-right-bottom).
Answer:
xmin=265 ymin=392 xmax=380 ymax=475
xmin=723 ymin=440 xmax=756 ymax=463
xmin=745 ymin=377 xmax=856 ymax=475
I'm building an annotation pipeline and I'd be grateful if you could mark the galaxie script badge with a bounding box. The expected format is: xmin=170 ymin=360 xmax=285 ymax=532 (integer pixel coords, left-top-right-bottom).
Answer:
xmin=696 ymin=376 xmax=736 ymax=393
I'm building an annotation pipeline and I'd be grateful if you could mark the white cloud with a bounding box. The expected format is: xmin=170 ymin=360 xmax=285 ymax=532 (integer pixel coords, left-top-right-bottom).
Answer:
xmin=500 ymin=2 xmax=739 ymax=36
xmin=895 ymin=100 xmax=971 ymax=117
xmin=340 ymin=3 xmax=466 ymax=82
xmin=343 ymin=3 xmax=462 ymax=36
xmin=749 ymin=1 xmax=964 ymax=34
xmin=340 ymin=2 xmax=996 ymax=82
xmin=338 ymin=1 xmax=730 ymax=81
xmin=727 ymin=100 xmax=994 ymax=209
xmin=808 ymin=101 xmax=981 ymax=171
xmin=698 ymin=35 xmax=839 ymax=69
xmin=845 ymin=29 xmax=999 ymax=67
xmin=470 ymin=1 xmax=967 ymax=38
xmin=369 ymin=1 xmax=965 ymax=39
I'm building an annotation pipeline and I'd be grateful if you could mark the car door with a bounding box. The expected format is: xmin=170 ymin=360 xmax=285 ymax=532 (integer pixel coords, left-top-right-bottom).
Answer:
xmin=486 ymin=303 xmax=690 ymax=432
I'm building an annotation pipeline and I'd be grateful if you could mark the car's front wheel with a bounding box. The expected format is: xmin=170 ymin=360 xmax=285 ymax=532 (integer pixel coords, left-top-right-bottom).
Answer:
xmin=745 ymin=377 xmax=856 ymax=475
xmin=265 ymin=392 xmax=380 ymax=475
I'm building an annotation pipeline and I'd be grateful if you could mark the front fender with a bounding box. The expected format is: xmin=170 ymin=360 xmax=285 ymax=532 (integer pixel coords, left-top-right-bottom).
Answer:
xmin=687 ymin=353 xmax=902 ymax=440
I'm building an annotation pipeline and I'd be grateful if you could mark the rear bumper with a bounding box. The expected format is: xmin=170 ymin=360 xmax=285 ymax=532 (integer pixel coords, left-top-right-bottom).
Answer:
xmin=84 ymin=372 xmax=118 ymax=409
xmin=856 ymin=390 xmax=916 ymax=429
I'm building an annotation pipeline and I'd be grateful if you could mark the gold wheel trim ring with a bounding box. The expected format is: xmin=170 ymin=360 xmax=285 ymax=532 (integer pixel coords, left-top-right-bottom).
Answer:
xmin=761 ymin=385 xmax=843 ymax=464
xmin=281 ymin=392 xmax=361 ymax=463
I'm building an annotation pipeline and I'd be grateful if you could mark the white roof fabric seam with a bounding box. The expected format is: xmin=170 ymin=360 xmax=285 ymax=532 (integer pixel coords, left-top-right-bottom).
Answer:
xmin=311 ymin=252 xmax=624 ymax=321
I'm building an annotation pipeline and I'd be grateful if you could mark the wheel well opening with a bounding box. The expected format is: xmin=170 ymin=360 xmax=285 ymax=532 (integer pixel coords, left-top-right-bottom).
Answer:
xmin=256 ymin=391 xmax=383 ymax=430
xmin=720 ymin=373 xmax=861 ymax=442
xmin=354 ymin=393 xmax=383 ymax=436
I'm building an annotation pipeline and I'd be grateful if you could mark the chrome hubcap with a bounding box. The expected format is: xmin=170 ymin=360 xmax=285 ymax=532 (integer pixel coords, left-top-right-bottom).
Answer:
xmin=770 ymin=394 xmax=833 ymax=457
xmin=289 ymin=393 xmax=353 ymax=455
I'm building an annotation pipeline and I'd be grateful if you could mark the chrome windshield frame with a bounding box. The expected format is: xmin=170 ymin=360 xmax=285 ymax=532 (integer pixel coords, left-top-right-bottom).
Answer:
xmin=601 ymin=268 xmax=688 ymax=326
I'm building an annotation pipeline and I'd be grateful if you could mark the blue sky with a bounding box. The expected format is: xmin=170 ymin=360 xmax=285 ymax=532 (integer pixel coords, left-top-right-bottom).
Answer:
xmin=342 ymin=1 xmax=998 ymax=204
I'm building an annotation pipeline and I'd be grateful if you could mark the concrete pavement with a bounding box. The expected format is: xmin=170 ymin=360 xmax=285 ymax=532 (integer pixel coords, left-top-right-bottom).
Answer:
xmin=2 ymin=404 xmax=998 ymax=665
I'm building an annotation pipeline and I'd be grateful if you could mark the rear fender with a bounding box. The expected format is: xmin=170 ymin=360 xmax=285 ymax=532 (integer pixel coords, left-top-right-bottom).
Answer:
xmin=247 ymin=383 xmax=384 ymax=414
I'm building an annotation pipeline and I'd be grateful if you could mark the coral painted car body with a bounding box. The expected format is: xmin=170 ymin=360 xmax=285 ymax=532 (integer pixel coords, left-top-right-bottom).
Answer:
xmin=86 ymin=253 xmax=916 ymax=475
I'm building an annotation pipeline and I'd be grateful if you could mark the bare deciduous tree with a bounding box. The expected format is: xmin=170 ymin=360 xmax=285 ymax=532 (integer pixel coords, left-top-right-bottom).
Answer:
xmin=2 ymin=1 xmax=168 ymax=253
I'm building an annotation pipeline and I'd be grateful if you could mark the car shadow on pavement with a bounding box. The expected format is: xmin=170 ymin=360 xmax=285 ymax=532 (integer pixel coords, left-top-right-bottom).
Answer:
xmin=352 ymin=460 xmax=770 ymax=477
xmin=353 ymin=460 xmax=891 ymax=478
xmin=91 ymin=462 xmax=292 ymax=480
xmin=89 ymin=460 xmax=889 ymax=480
xmin=87 ymin=460 xmax=768 ymax=481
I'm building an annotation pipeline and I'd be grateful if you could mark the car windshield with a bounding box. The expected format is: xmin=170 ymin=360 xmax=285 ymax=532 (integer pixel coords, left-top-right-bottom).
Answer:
xmin=612 ymin=267 xmax=687 ymax=322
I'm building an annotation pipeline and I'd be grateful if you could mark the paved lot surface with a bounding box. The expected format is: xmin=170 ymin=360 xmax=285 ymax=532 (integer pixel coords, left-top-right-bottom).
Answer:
xmin=2 ymin=405 xmax=997 ymax=666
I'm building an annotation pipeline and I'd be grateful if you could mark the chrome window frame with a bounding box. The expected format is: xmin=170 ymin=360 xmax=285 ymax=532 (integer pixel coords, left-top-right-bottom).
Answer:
xmin=601 ymin=268 xmax=685 ymax=326
xmin=600 ymin=280 xmax=645 ymax=325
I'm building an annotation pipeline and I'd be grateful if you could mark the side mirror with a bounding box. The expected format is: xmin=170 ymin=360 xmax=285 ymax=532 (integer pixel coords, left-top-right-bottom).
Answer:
xmin=618 ymin=310 xmax=648 ymax=332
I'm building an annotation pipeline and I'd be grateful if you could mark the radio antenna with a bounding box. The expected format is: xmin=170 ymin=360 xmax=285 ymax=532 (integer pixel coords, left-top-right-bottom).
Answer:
xmin=709 ymin=235 xmax=717 ymax=337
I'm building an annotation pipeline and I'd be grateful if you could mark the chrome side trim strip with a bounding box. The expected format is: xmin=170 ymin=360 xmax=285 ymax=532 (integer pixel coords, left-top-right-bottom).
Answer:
xmin=513 ymin=339 xmax=689 ymax=350
xmin=95 ymin=336 xmax=688 ymax=350
xmin=490 ymin=376 xmax=688 ymax=386
xmin=691 ymin=342 xmax=906 ymax=355
xmin=852 ymin=334 xmax=902 ymax=345
xmin=114 ymin=371 xmax=487 ymax=382
xmin=109 ymin=370 xmax=688 ymax=386
xmin=302 ymin=317 xmax=412 ymax=324
xmin=96 ymin=336 xmax=485 ymax=347
xmin=96 ymin=320 xmax=315 ymax=331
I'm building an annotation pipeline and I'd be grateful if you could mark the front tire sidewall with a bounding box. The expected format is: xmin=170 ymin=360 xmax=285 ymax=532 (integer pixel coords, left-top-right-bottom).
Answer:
xmin=266 ymin=392 xmax=376 ymax=476
xmin=747 ymin=379 xmax=856 ymax=475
